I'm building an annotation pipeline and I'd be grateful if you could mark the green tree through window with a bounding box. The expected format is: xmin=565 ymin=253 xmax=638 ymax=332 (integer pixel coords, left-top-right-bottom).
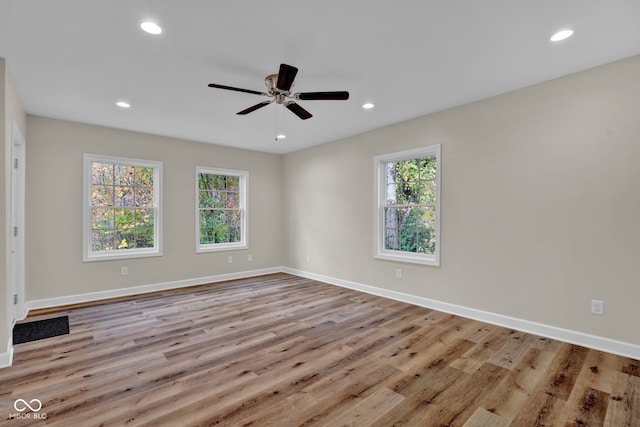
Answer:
xmin=375 ymin=145 xmax=440 ymax=266
xmin=91 ymin=163 xmax=155 ymax=250
xmin=384 ymin=156 xmax=437 ymax=254
xmin=196 ymin=167 xmax=247 ymax=252
xmin=84 ymin=154 xmax=162 ymax=261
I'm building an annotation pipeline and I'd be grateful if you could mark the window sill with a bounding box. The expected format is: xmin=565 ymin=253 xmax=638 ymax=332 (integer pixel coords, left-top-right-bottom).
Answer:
xmin=196 ymin=243 xmax=248 ymax=253
xmin=83 ymin=249 xmax=163 ymax=262
xmin=375 ymin=251 xmax=439 ymax=266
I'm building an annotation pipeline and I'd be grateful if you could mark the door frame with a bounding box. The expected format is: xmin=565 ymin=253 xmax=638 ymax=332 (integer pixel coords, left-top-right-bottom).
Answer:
xmin=9 ymin=120 xmax=26 ymax=324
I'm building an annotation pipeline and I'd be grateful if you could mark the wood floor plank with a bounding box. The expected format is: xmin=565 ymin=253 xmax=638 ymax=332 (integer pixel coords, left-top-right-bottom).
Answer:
xmin=416 ymin=362 xmax=510 ymax=426
xmin=1 ymin=273 xmax=638 ymax=426
xmin=307 ymin=385 xmax=405 ymax=426
xmin=560 ymin=386 xmax=610 ymax=426
xmin=604 ymin=371 xmax=640 ymax=426
xmin=578 ymin=349 xmax=621 ymax=395
xmin=462 ymin=407 xmax=511 ymax=427
xmin=476 ymin=346 xmax=556 ymax=422
xmin=449 ymin=327 xmax=515 ymax=374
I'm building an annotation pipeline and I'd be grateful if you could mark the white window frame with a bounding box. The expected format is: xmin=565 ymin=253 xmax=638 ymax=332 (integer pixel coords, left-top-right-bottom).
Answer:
xmin=374 ymin=144 xmax=441 ymax=266
xmin=195 ymin=166 xmax=248 ymax=253
xmin=83 ymin=153 xmax=163 ymax=262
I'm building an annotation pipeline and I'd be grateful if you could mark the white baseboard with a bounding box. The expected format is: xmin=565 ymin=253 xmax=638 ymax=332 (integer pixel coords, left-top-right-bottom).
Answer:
xmin=9 ymin=265 xmax=639 ymax=372
xmin=25 ymin=267 xmax=282 ymax=312
xmin=16 ymin=305 xmax=28 ymax=322
xmin=2 ymin=267 xmax=282 ymax=369
xmin=0 ymin=340 xmax=14 ymax=369
xmin=283 ymin=267 xmax=640 ymax=360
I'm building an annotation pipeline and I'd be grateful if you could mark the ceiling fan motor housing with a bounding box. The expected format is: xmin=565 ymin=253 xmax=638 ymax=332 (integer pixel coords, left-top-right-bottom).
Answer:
xmin=265 ymin=74 xmax=290 ymax=104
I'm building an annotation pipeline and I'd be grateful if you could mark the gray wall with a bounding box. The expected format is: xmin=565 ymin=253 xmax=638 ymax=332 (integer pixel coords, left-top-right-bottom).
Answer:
xmin=284 ymin=54 xmax=640 ymax=346
xmin=25 ymin=117 xmax=284 ymax=301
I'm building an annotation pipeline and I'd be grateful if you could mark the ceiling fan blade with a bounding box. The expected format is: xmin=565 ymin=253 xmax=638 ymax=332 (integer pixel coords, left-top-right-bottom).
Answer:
xmin=276 ymin=64 xmax=298 ymax=92
xmin=296 ymin=91 xmax=350 ymax=101
xmin=237 ymin=100 xmax=273 ymax=115
xmin=285 ymin=101 xmax=312 ymax=120
xmin=208 ymin=83 xmax=266 ymax=96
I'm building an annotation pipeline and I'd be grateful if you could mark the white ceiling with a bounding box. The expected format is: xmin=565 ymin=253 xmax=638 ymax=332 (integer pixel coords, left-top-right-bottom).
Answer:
xmin=1 ymin=1 xmax=639 ymax=154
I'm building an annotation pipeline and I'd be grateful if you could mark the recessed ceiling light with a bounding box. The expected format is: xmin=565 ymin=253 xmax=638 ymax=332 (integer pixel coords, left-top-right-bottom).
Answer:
xmin=276 ymin=134 xmax=286 ymax=140
xmin=116 ymin=101 xmax=131 ymax=109
xmin=362 ymin=102 xmax=375 ymax=110
xmin=140 ymin=21 xmax=162 ymax=35
xmin=550 ymin=29 xmax=573 ymax=42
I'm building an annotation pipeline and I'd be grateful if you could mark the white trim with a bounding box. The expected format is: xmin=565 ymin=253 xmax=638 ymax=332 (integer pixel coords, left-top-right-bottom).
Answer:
xmin=195 ymin=166 xmax=249 ymax=253
xmin=9 ymin=121 xmax=27 ymax=334
xmin=282 ymin=267 xmax=640 ymax=360
xmin=373 ymin=144 xmax=441 ymax=266
xmin=0 ymin=340 xmax=14 ymax=369
xmin=2 ymin=267 xmax=279 ymax=369
xmin=8 ymin=267 xmax=639 ymax=370
xmin=83 ymin=153 xmax=163 ymax=262
xmin=25 ymin=267 xmax=280 ymax=312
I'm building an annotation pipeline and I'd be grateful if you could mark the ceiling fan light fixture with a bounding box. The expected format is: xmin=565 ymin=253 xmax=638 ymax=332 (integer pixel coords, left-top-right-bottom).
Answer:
xmin=140 ymin=21 xmax=163 ymax=35
xmin=550 ymin=29 xmax=573 ymax=42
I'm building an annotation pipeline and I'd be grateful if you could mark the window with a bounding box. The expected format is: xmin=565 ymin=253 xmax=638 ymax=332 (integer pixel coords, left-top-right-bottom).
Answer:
xmin=374 ymin=145 xmax=440 ymax=266
xmin=83 ymin=154 xmax=162 ymax=261
xmin=196 ymin=167 xmax=248 ymax=252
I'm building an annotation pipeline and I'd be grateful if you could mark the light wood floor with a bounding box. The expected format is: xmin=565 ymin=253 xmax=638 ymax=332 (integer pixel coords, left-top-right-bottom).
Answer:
xmin=1 ymin=273 xmax=639 ymax=426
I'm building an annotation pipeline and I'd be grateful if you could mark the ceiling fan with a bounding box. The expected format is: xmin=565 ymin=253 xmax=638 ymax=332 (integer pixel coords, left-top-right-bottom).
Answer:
xmin=208 ymin=63 xmax=349 ymax=120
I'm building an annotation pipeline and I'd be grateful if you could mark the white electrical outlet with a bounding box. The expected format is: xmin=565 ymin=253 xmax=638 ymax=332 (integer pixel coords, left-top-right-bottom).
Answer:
xmin=305 ymin=254 xmax=311 ymax=262
xmin=228 ymin=256 xmax=233 ymax=264
xmin=396 ymin=269 xmax=402 ymax=279
xmin=121 ymin=266 xmax=128 ymax=276
xmin=591 ymin=300 xmax=604 ymax=315
xmin=248 ymin=254 xmax=253 ymax=262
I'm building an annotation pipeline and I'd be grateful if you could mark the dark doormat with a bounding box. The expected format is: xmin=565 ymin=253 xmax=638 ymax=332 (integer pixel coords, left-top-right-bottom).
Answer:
xmin=13 ymin=316 xmax=70 ymax=344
